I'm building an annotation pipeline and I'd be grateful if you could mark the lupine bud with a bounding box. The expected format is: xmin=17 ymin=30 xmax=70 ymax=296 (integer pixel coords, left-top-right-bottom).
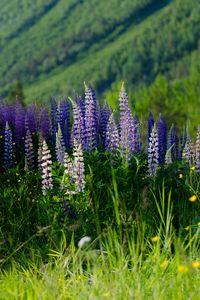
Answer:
xmin=105 ymin=113 xmax=120 ymax=153
xmin=97 ymin=104 xmax=112 ymax=147
xmin=38 ymin=107 xmax=50 ymax=140
xmin=59 ymin=99 xmax=71 ymax=149
xmin=4 ymin=122 xmax=12 ymax=169
xmin=51 ymin=98 xmax=58 ymax=147
xmin=25 ymin=129 xmax=34 ymax=170
xmin=84 ymin=84 xmax=97 ymax=152
xmin=195 ymin=125 xmax=200 ymax=172
xmin=26 ymin=105 xmax=36 ymax=133
xmin=148 ymin=112 xmax=154 ymax=142
xmin=167 ymin=124 xmax=179 ymax=162
xmin=41 ymin=140 xmax=53 ymax=195
xmin=148 ymin=124 xmax=159 ymax=177
xmin=55 ymin=123 xmax=66 ymax=165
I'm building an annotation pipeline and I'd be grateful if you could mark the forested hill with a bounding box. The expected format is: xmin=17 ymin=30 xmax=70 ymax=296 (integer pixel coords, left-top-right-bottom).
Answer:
xmin=0 ymin=0 xmax=200 ymax=102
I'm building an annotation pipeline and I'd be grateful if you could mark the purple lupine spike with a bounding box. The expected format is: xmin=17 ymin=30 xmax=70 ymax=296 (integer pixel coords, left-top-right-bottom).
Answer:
xmin=119 ymin=83 xmax=135 ymax=161
xmin=180 ymin=126 xmax=188 ymax=159
xmin=127 ymin=111 xmax=141 ymax=157
xmin=84 ymin=83 xmax=97 ymax=153
xmin=59 ymin=99 xmax=71 ymax=149
xmin=25 ymin=129 xmax=34 ymax=170
xmin=51 ymin=98 xmax=58 ymax=147
xmin=148 ymin=112 xmax=154 ymax=142
xmin=41 ymin=140 xmax=53 ymax=195
xmin=0 ymin=103 xmax=6 ymax=127
xmin=73 ymin=139 xmax=85 ymax=193
xmin=14 ymin=100 xmax=25 ymax=143
xmin=195 ymin=125 xmax=200 ymax=172
xmin=71 ymin=97 xmax=86 ymax=149
xmin=167 ymin=124 xmax=179 ymax=161
xmin=148 ymin=123 xmax=159 ymax=177
xmin=158 ymin=114 xmax=167 ymax=163
xmin=105 ymin=113 xmax=120 ymax=153
xmin=26 ymin=105 xmax=36 ymax=134
xmin=98 ymin=104 xmax=112 ymax=148
xmin=38 ymin=107 xmax=50 ymax=140
xmin=38 ymin=133 xmax=43 ymax=171
xmin=55 ymin=123 xmax=66 ymax=165
xmin=4 ymin=121 xmax=13 ymax=169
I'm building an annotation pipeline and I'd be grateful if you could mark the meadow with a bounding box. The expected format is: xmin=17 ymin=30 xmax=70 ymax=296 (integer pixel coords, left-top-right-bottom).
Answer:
xmin=0 ymin=84 xmax=199 ymax=299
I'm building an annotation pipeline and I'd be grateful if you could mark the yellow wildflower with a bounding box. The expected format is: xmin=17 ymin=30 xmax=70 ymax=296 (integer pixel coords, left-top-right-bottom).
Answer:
xmin=198 ymin=222 xmax=200 ymax=226
xmin=189 ymin=195 xmax=197 ymax=202
xmin=191 ymin=261 xmax=200 ymax=268
xmin=179 ymin=174 xmax=183 ymax=179
xmin=178 ymin=265 xmax=189 ymax=273
xmin=160 ymin=260 xmax=169 ymax=269
xmin=184 ymin=226 xmax=190 ymax=231
xmin=190 ymin=166 xmax=195 ymax=171
xmin=151 ymin=236 xmax=160 ymax=242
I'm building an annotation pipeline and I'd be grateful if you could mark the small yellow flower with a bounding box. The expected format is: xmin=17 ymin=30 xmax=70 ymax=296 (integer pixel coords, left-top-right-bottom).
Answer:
xmin=191 ymin=261 xmax=200 ymax=268
xmin=179 ymin=174 xmax=183 ymax=179
xmin=160 ymin=260 xmax=169 ymax=269
xmin=189 ymin=195 xmax=197 ymax=202
xmin=151 ymin=236 xmax=160 ymax=242
xmin=102 ymin=292 xmax=111 ymax=298
xmin=178 ymin=265 xmax=189 ymax=273
xmin=184 ymin=226 xmax=190 ymax=231
xmin=198 ymin=222 xmax=200 ymax=226
xmin=190 ymin=166 xmax=195 ymax=171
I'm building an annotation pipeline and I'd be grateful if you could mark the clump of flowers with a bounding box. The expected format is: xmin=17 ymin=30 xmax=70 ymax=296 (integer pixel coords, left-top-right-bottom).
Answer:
xmin=4 ymin=121 xmax=13 ymax=169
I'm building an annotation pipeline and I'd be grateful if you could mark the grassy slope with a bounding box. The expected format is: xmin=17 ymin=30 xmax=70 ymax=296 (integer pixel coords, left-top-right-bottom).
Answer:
xmin=0 ymin=0 xmax=200 ymax=102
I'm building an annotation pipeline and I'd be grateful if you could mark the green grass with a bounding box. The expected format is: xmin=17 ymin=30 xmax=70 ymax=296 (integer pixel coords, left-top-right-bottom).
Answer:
xmin=0 ymin=153 xmax=199 ymax=299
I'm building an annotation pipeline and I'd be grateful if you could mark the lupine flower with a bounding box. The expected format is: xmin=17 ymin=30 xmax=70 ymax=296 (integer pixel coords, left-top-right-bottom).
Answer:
xmin=71 ymin=97 xmax=86 ymax=149
xmin=61 ymin=151 xmax=75 ymax=195
xmin=4 ymin=121 xmax=12 ymax=169
xmin=14 ymin=100 xmax=25 ymax=143
xmin=84 ymin=83 xmax=97 ymax=152
xmin=158 ymin=114 xmax=167 ymax=163
xmin=105 ymin=113 xmax=120 ymax=153
xmin=182 ymin=138 xmax=195 ymax=167
xmin=38 ymin=107 xmax=50 ymax=140
xmin=148 ymin=124 xmax=159 ymax=177
xmin=25 ymin=105 xmax=36 ymax=133
xmin=55 ymin=123 xmax=66 ymax=165
xmin=37 ymin=133 xmax=43 ymax=170
xmin=195 ymin=125 xmax=200 ymax=172
xmin=58 ymin=99 xmax=71 ymax=149
xmin=148 ymin=112 xmax=154 ymax=142
xmin=41 ymin=140 xmax=53 ymax=195
xmin=97 ymin=103 xmax=112 ymax=147
xmin=25 ymin=129 xmax=34 ymax=170
xmin=128 ymin=112 xmax=141 ymax=156
xmin=51 ymin=98 xmax=58 ymax=147
xmin=119 ymin=83 xmax=135 ymax=161
xmin=73 ymin=139 xmax=85 ymax=193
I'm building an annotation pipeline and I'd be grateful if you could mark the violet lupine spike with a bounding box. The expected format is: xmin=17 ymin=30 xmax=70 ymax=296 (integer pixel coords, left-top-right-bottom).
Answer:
xmin=148 ymin=124 xmax=159 ymax=177
xmin=119 ymin=83 xmax=134 ymax=161
xmin=25 ymin=105 xmax=36 ymax=134
xmin=59 ymin=99 xmax=71 ymax=149
xmin=73 ymin=139 xmax=85 ymax=193
xmin=38 ymin=133 xmax=43 ymax=171
xmin=4 ymin=121 xmax=13 ymax=169
xmin=14 ymin=100 xmax=25 ymax=144
xmin=38 ymin=107 xmax=50 ymax=140
xmin=41 ymin=140 xmax=53 ymax=195
xmin=71 ymin=98 xmax=86 ymax=150
xmin=180 ymin=126 xmax=188 ymax=159
xmin=84 ymin=83 xmax=97 ymax=153
xmin=148 ymin=112 xmax=154 ymax=142
xmin=98 ymin=104 xmax=112 ymax=148
xmin=105 ymin=113 xmax=120 ymax=153
xmin=158 ymin=114 xmax=167 ymax=163
xmin=195 ymin=125 xmax=200 ymax=172
xmin=55 ymin=123 xmax=66 ymax=165
xmin=25 ymin=129 xmax=34 ymax=170
xmin=51 ymin=98 xmax=58 ymax=147
xmin=127 ymin=111 xmax=141 ymax=158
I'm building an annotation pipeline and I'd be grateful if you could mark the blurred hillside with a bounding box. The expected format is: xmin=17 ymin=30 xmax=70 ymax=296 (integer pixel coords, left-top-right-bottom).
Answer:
xmin=0 ymin=0 xmax=200 ymax=110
